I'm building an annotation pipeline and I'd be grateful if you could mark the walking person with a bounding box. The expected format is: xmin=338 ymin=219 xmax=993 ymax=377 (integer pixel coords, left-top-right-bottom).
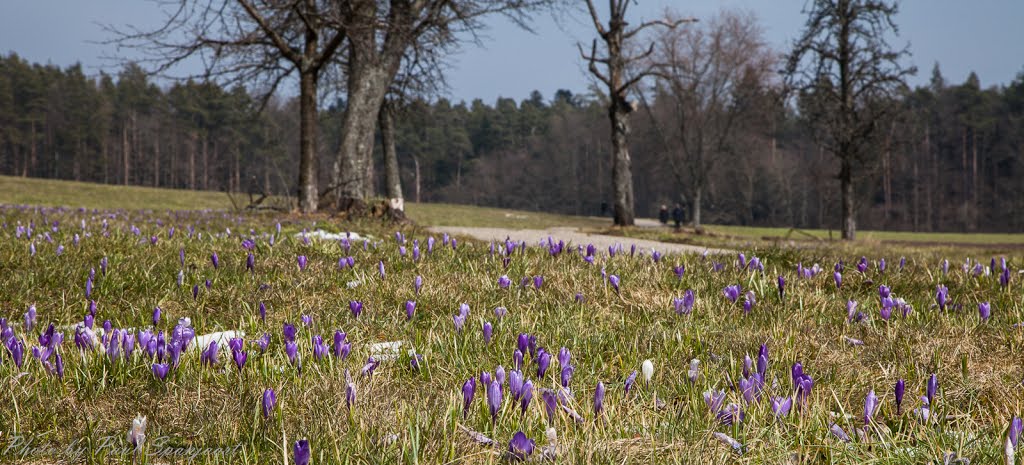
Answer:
xmin=672 ymin=203 xmax=684 ymax=230
xmin=658 ymin=204 xmax=669 ymax=225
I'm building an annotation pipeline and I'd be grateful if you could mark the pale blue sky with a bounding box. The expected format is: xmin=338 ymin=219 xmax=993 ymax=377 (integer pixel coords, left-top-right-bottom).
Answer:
xmin=2 ymin=1 xmax=1022 ymax=103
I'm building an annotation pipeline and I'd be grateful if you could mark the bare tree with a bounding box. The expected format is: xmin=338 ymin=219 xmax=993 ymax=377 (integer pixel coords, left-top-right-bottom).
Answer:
xmin=785 ymin=0 xmax=914 ymax=239
xmin=645 ymin=9 xmax=775 ymax=228
xmin=109 ymin=0 xmax=346 ymax=213
xmin=328 ymin=0 xmax=549 ymax=212
xmin=580 ymin=1 xmax=694 ymax=226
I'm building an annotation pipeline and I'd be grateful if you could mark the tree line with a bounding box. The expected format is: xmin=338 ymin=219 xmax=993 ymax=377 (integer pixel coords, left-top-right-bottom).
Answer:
xmin=1 ymin=1 xmax=1023 ymax=233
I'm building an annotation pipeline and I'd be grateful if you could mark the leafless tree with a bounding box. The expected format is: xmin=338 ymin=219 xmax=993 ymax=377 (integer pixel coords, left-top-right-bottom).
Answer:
xmin=328 ymin=0 xmax=551 ymax=212
xmin=785 ymin=0 xmax=914 ymax=239
xmin=580 ymin=1 xmax=695 ymax=226
xmin=645 ymin=9 xmax=776 ymax=228
xmin=109 ymin=0 xmax=346 ymax=213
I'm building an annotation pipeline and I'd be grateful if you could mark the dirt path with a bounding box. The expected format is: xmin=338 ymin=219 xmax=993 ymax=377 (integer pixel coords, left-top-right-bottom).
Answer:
xmin=427 ymin=225 xmax=733 ymax=256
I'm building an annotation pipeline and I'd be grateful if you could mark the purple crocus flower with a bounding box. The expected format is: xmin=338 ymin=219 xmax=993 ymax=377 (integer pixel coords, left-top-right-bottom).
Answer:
xmin=560 ymin=365 xmax=574 ymax=388
xmin=462 ymin=378 xmax=476 ymax=418
xmin=494 ymin=306 xmax=507 ymax=319
xmin=232 ymin=349 xmax=247 ymax=371
xmin=293 ymin=439 xmax=310 ymax=465
xmin=256 ymin=333 xmax=271 ymax=353
xmin=899 ymin=256 xmax=906 ymax=270
xmin=743 ymin=291 xmax=756 ymax=314
xmin=301 ymin=314 xmax=313 ymax=327
xmin=833 ymin=271 xmax=842 ymax=289
xmin=285 ymin=341 xmax=299 ymax=365
xmin=608 ymin=275 xmax=620 ymax=294
xmin=880 ymin=303 xmax=893 ymax=321
xmin=259 ymin=302 xmax=266 ymax=321
xmin=857 ymin=257 xmax=868 ymax=273
xmin=210 ymin=252 xmax=219 ymax=269
xmin=533 ymin=275 xmax=544 ymax=290
xmin=863 ymin=390 xmax=879 ymax=424
xmin=378 ymin=261 xmax=385 ymax=280
xmin=771 ymin=397 xmax=792 ymax=418
xmin=777 ymin=276 xmax=786 ymax=300
xmin=414 ymin=275 xmax=423 ymax=295
xmin=192 ymin=284 xmax=199 ymax=300
xmin=674 ymin=265 xmax=686 ymax=279
xmin=312 ymin=335 xmax=327 ymax=360
xmin=537 ymin=351 xmax=551 ymax=377
xmin=349 ymin=300 xmax=363 ymax=318
xmin=297 ymin=255 xmax=308 ymax=271
xmin=405 ymin=300 xmax=416 ymax=321
xmin=879 ymin=285 xmax=891 ymax=300
xmin=151 ymin=363 xmax=169 ymax=380
xmin=483 ymin=322 xmax=493 ymax=344
xmin=498 ymin=275 xmax=511 ymax=289
xmin=508 ymin=431 xmax=536 ymax=461
xmin=23 ymin=305 xmax=36 ymax=332
xmin=558 ymin=347 xmax=571 ymax=369
xmin=487 ymin=380 xmax=503 ymax=422
xmin=283 ymin=323 xmax=297 ymax=342
xmin=624 ymin=370 xmax=638 ymax=395
xmin=895 ymin=379 xmax=906 ymax=415
xmin=520 ymin=380 xmax=534 ymax=414
xmin=846 ymin=300 xmax=861 ymax=323
xmin=594 ymin=381 xmax=606 ymax=415
xmin=936 ymin=285 xmax=949 ymax=311
xmin=723 ymin=285 xmax=741 ymax=303
xmin=360 ymin=356 xmax=380 ymax=378
xmin=1010 ymin=417 xmax=1022 ymax=450
xmin=674 ymin=289 xmax=695 ymax=315
xmin=332 ymin=331 xmax=346 ymax=357
xmin=541 ymin=389 xmax=557 ymax=424
xmin=879 ymin=258 xmax=886 ymax=273
xmin=942 ymin=259 xmax=949 ymax=275
xmin=979 ymin=302 xmax=991 ymax=321
xmin=201 ymin=341 xmax=218 ymax=367
xmin=262 ymin=388 xmax=276 ymax=418
xmin=829 ymin=423 xmax=852 ymax=443
xmin=704 ymin=389 xmax=726 ymax=414
xmin=509 ymin=370 xmax=524 ymax=401
xmin=101 ymin=256 xmax=108 ymax=275
xmin=512 ymin=349 xmax=524 ymax=371
xmin=453 ymin=314 xmax=466 ymax=333
xmin=346 ymin=382 xmax=356 ymax=410
xmin=85 ymin=276 xmax=93 ymax=299
xmin=927 ymin=373 xmax=938 ymax=405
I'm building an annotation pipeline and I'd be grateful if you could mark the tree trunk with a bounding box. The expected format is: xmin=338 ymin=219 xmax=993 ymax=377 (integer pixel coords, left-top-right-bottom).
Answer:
xmin=692 ymin=185 xmax=702 ymax=228
xmin=609 ymin=104 xmax=635 ymax=226
xmin=379 ymin=99 xmax=403 ymax=209
xmin=413 ymin=154 xmax=421 ymax=203
xmin=189 ymin=131 xmax=196 ymax=190
xmin=296 ymin=70 xmax=319 ymax=212
xmin=121 ymin=123 xmax=129 ymax=185
xmin=153 ymin=133 xmax=160 ymax=187
xmin=840 ymin=157 xmax=855 ymax=240
xmin=202 ymin=136 xmax=209 ymax=191
xmin=331 ymin=66 xmax=390 ymax=210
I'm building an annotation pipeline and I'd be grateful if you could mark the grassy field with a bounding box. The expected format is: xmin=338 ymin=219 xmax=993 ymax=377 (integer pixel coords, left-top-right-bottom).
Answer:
xmin=1 ymin=180 xmax=1023 ymax=464
xmin=5 ymin=176 xmax=1024 ymax=249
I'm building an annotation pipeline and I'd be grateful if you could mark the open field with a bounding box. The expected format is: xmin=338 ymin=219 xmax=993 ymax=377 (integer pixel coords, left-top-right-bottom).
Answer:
xmin=1 ymin=180 xmax=1023 ymax=464
xmin=4 ymin=176 xmax=1023 ymax=249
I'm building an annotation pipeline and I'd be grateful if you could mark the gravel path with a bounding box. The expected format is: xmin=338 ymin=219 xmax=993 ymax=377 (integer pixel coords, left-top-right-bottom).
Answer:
xmin=427 ymin=225 xmax=733 ymax=256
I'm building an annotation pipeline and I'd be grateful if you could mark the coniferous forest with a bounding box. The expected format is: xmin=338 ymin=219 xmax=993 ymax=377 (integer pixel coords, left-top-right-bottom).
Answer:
xmin=1 ymin=52 xmax=1023 ymax=232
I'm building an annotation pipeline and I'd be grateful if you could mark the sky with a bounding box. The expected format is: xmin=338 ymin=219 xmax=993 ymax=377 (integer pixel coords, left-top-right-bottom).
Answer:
xmin=2 ymin=0 xmax=1023 ymax=104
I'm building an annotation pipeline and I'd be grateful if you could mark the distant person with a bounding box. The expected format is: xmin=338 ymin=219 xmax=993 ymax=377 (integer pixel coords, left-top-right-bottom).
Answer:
xmin=658 ymin=204 xmax=669 ymax=225
xmin=672 ymin=203 xmax=684 ymax=230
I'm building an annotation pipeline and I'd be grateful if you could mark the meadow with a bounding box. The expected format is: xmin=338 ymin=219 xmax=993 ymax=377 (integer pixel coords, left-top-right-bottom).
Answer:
xmin=0 ymin=180 xmax=1023 ymax=464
